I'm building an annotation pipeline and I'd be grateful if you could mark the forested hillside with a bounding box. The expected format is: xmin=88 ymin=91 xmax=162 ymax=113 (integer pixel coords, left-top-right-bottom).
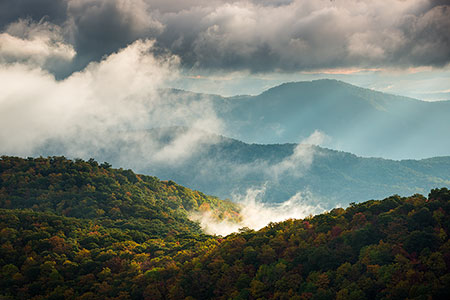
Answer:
xmin=164 ymin=188 xmax=450 ymax=299
xmin=0 ymin=156 xmax=449 ymax=299
xmin=0 ymin=156 xmax=240 ymax=299
xmin=0 ymin=156 xmax=239 ymax=229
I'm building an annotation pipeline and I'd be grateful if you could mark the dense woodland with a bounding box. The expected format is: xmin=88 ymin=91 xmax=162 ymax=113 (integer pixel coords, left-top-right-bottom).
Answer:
xmin=1 ymin=156 xmax=450 ymax=299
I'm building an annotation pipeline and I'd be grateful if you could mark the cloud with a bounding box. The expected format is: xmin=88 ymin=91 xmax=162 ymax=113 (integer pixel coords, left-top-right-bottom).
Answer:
xmin=66 ymin=0 xmax=164 ymax=70
xmin=191 ymin=185 xmax=326 ymax=236
xmin=0 ymin=18 xmax=325 ymax=191
xmin=271 ymin=130 xmax=328 ymax=177
xmin=151 ymin=124 xmax=223 ymax=165
xmin=404 ymin=5 xmax=450 ymax=67
xmin=0 ymin=0 xmax=68 ymax=28
xmin=1 ymin=0 xmax=449 ymax=75
xmin=213 ymin=130 xmax=327 ymax=181
xmin=0 ymin=19 xmax=75 ymax=72
xmin=0 ymin=38 xmax=223 ymax=164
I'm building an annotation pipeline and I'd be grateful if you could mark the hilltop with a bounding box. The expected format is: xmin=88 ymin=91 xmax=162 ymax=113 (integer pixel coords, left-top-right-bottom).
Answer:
xmin=0 ymin=155 xmax=240 ymax=238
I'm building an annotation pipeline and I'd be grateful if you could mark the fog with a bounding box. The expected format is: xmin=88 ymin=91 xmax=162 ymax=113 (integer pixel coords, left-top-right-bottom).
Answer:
xmin=0 ymin=35 xmax=223 ymax=165
xmin=191 ymin=185 xmax=326 ymax=236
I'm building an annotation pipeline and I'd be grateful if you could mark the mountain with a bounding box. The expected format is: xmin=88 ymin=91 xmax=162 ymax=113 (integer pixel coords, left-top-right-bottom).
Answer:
xmin=1 ymin=156 xmax=449 ymax=299
xmin=29 ymin=79 xmax=450 ymax=206
xmin=0 ymin=156 xmax=240 ymax=238
xmin=0 ymin=156 xmax=238 ymax=299
xmin=193 ymin=79 xmax=450 ymax=159
xmin=59 ymin=127 xmax=447 ymax=209
xmin=36 ymin=127 xmax=450 ymax=208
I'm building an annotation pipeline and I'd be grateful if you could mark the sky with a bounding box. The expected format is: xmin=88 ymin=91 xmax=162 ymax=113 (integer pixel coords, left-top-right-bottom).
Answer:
xmin=0 ymin=0 xmax=449 ymax=99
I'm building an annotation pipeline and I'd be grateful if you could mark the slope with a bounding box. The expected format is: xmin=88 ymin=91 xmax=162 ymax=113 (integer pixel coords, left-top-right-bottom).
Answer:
xmin=120 ymin=128 xmax=450 ymax=208
xmin=1 ymin=173 xmax=449 ymax=299
xmin=0 ymin=156 xmax=240 ymax=238
xmin=199 ymin=79 xmax=450 ymax=159
xmin=36 ymin=127 xmax=450 ymax=208
xmin=156 ymin=188 xmax=450 ymax=299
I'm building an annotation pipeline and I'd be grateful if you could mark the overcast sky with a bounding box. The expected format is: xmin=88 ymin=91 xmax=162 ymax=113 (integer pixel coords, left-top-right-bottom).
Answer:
xmin=1 ymin=0 xmax=449 ymax=99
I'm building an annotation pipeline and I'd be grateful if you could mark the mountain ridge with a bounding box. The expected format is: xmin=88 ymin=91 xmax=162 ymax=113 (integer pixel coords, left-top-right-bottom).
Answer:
xmin=168 ymin=79 xmax=450 ymax=159
xmin=172 ymin=79 xmax=449 ymax=104
xmin=36 ymin=126 xmax=450 ymax=207
xmin=107 ymin=127 xmax=450 ymax=207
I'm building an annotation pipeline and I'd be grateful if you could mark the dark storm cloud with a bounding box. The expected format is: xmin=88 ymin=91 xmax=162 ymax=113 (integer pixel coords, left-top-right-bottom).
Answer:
xmin=65 ymin=0 xmax=164 ymax=73
xmin=1 ymin=0 xmax=449 ymax=75
xmin=397 ymin=5 xmax=450 ymax=67
xmin=0 ymin=0 xmax=68 ymax=28
xmin=151 ymin=0 xmax=450 ymax=72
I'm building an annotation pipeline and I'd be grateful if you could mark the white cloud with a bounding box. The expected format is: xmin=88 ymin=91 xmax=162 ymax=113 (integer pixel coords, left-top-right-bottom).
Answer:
xmin=191 ymin=185 xmax=326 ymax=236
xmin=0 ymin=39 xmax=222 ymax=164
xmin=152 ymin=124 xmax=222 ymax=164
xmin=271 ymin=130 xmax=328 ymax=177
xmin=0 ymin=19 xmax=75 ymax=70
xmin=153 ymin=0 xmax=446 ymax=71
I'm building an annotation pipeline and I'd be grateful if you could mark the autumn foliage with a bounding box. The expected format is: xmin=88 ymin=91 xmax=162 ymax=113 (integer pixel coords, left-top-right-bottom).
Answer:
xmin=1 ymin=156 xmax=449 ymax=299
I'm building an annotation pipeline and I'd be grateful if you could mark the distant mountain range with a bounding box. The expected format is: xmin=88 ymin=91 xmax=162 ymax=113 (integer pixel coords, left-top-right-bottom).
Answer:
xmin=177 ymin=79 xmax=450 ymax=159
xmin=39 ymin=126 xmax=450 ymax=208
xmin=32 ymin=79 xmax=450 ymax=207
xmin=134 ymin=128 xmax=450 ymax=208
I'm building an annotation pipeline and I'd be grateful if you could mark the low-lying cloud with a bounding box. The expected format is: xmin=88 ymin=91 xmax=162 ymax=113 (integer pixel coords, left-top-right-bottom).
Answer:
xmin=191 ymin=185 xmax=326 ymax=236
xmin=188 ymin=132 xmax=329 ymax=236
xmin=0 ymin=27 xmax=327 ymax=194
xmin=271 ymin=130 xmax=328 ymax=178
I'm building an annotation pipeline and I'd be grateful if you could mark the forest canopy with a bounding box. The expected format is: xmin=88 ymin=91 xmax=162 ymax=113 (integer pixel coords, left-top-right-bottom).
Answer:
xmin=0 ymin=156 xmax=449 ymax=299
